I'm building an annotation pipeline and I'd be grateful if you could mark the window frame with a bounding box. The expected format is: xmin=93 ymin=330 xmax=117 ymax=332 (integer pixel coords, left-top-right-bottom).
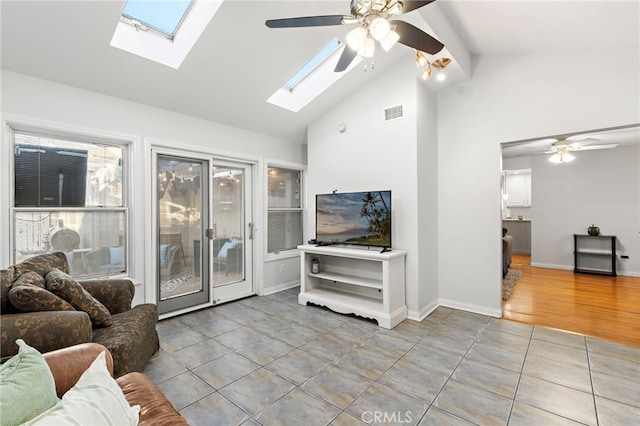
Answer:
xmin=9 ymin=126 xmax=132 ymax=279
xmin=265 ymin=161 xmax=306 ymax=261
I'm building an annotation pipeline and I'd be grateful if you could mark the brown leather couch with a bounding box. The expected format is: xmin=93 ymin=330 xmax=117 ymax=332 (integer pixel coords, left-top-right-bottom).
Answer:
xmin=43 ymin=343 xmax=187 ymax=426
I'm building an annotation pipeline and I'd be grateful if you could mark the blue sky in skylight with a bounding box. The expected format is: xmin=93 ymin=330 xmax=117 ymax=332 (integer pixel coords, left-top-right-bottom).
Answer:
xmin=284 ymin=38 xmax=342 ymax=91
xmin=123 ymin=0 xmax=192 ymax=36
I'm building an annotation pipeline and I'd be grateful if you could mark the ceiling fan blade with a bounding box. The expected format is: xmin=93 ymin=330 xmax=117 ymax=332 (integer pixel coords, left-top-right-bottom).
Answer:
xmin=401 ymin=1 xmax=436 ymax=13
xmin=567 ymin=137 xmax=599 ymax=146
xmin=577 ymin=143 xmax=618 ymax=151
xmin=334 ymin=46 xmax=358 ymax=72
xmin=391 ymin=20 xmax=444 ymax=54
xmin=266 ymin=15 xmax=346 ymax=28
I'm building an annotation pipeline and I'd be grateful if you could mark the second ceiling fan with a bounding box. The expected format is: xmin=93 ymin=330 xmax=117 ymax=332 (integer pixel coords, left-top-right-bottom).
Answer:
xmin=544 ymin=137 xmax=618 ymax=164
xmin=266 ymin=0 xmax=445 ymax=72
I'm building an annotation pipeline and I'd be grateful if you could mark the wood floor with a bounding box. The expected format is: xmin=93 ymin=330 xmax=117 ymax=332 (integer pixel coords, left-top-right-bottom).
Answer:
xmin=502 ymin=254 xmax=640 ymax=347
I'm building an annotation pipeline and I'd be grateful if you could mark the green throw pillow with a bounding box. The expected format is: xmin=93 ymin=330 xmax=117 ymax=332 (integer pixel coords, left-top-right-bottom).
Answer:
xmin=45 ymin=268 xmax=112 ymax=328
xmin=0 ymin=339 xmax=58 ymax=426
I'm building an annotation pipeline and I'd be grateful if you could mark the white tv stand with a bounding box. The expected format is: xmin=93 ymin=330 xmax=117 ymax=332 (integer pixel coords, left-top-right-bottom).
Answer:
xmin=298 ymin=245 xmax=407 ymax=329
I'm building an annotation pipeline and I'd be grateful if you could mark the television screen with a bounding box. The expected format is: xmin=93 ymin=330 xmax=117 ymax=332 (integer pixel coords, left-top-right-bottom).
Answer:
xmin=316 ymin=190 xmax=392 ymax=248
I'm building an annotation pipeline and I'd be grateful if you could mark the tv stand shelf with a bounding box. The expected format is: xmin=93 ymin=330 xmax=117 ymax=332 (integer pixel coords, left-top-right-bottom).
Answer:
xmin=311 ymin=271 xmax=382 ymax=289
xmin=298 ymin=245 xmax=407 ymax=329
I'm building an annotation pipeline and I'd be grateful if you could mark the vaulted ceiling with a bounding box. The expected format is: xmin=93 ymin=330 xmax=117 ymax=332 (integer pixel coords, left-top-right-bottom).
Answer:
xmin=1 ymin=1 xmax=638 ymax=144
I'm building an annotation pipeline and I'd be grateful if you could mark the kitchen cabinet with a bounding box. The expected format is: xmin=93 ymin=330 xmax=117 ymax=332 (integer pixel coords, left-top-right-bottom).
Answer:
xmin=505 ymin=170 xmax=531 ymax=207
xmin=502 ymin=220 xmax=531 ymax=254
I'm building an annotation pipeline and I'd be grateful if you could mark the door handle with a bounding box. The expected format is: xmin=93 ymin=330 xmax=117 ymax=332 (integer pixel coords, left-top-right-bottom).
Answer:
xmin=248 ymin=222 xmax=254 ymax=240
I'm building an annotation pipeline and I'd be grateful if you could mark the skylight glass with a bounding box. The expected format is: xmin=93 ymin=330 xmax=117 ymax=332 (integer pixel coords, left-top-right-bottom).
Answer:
xmin=123 ymin=0 xmax=193 ymax=38
xmin=267 ymin=41 xmax=362 ymax=112
xmin=283 ymin=38 xmax=342 ymax=91
xmin=111 ymin=1 xmax=223 ymax=69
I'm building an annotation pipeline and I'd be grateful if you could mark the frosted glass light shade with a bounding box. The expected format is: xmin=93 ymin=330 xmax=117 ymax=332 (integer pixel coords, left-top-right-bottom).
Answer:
xmin=370 ymin=17 xmax=390 ymax=41
xmin=380 ymin=30 xmax=399 ymax=51
xmin=358 ymin=37 xmax=375 ymax=58
xmin=347 ymin=27 xmax=367 ymax=50
xmin=549 ymin=151 xmax=575 ymax=163
xmin=416 ymin=51 xmax=428 ymax=67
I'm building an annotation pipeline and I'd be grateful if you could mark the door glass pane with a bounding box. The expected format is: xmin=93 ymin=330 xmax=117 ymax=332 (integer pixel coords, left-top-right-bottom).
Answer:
xmin=158 ymin=157 xmax=203 ymax=300
xmin=212 ymin=165 xmax=244 ymax=287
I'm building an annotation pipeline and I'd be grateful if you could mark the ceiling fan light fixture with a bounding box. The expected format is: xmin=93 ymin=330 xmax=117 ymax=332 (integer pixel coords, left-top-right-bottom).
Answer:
xmin=358 ymin=36 xmax=376 ymax=57
xmin=389 ymin=1 xmax=403 ymax=15
xmin=421 ymin=65 xmax=432 ymax=80
xmin=369 ymin=17 xmax=391 ymax=40
xmin=379 ymin=29 xmax=399 ymax=51
xmin=346 ymin=26 xmax=367 ymax=50
xmin=432 ymin=58 xmax=451 ymax=69
xmin=416 ymin=51 xmax=428 ymax=68
xmin=549 ymin=151 xmax=575 ymax=164
xmin=436 ymin=71 xmax=446 ymax=81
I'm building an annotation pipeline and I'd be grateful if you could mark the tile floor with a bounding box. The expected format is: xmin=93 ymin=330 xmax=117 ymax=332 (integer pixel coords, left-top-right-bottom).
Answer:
xmin=144 ymin=287 xmax=640 ymax=425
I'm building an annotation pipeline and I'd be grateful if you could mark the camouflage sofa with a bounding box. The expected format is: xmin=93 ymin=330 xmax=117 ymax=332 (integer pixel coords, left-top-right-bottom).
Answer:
xmin=1 ymin=252 xmax=159 ymax=377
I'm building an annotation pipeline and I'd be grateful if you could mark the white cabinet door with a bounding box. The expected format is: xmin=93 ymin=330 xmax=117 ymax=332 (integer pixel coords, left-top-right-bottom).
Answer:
xmin=505 ymin=171 xmax=531 ymax=206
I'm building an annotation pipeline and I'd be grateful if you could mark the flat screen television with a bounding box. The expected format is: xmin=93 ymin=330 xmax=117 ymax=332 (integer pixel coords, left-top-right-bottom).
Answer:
xmin=315 ymin=190 xmax=392 ymax=249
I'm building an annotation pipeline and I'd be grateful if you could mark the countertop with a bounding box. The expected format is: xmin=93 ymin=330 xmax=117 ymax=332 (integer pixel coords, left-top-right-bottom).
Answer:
xmin=502 ymin=218 xmax=531 ymax=222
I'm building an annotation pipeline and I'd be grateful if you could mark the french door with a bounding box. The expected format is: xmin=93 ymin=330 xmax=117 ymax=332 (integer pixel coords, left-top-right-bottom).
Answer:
xmin=155 ymin=151 xmax=253 ymax=315
xmin=208 ymin=160 xmax=253 ymax=303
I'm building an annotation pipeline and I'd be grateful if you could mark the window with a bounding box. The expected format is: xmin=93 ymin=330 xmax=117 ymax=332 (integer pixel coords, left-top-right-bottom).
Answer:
xmin=267 ymin=166 xmax=303 ymax=254
xmin=122 ymin=0 xmax=193 ymax=39
xmin=283 ymin=38 xmax=342 ymax=91
xmin=111 ymin=1 xmax=223 ymax=69
xmin=12 ymin=131 xmax=128 ymax=279
xmin=267 ymin=39 xmax=362 ymax=112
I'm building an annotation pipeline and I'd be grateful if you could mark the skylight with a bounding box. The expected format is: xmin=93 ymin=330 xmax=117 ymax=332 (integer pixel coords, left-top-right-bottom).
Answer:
xmin=283 ymin=39 xmax=341 ymax=91
xmin=267 ymin=40 xmax=362 ymax=112
xmin=111 ymin=1 xmax=223 ymax=69
xmin=122 ymin=0 xmax=193 ymax=39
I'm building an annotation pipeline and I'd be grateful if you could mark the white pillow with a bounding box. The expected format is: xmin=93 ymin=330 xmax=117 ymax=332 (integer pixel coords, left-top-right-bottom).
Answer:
xmin=109 ymin=246 xmax=125 ymax=265
xmin=23 ymin=351 xmax=139 ymax=425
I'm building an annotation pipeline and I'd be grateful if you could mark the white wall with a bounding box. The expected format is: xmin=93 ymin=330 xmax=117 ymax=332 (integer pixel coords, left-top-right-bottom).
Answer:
xmin=438 ymin=52 xmax=640 ymax=315
xmin=1 ymin=70 xmax=306 ymax=305
xmin=530 ymin=144 xmax=640 ymax=275
xmin=416 ymin=80 xmax=440 ymax=317
xmin=307 ymin=61 xmax=432 ymax=318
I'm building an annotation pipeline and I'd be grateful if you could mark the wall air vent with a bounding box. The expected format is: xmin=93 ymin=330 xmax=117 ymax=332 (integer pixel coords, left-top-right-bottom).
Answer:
xmin=384 ymin=105 xmax=403 ymax=122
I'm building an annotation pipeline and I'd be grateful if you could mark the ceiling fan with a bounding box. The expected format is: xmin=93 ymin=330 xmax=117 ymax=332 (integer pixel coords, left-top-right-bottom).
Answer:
xmin=544 ymin=137 xmax=618 ymax=164
xmin=265 ymin=0 xmax=445 ymax=72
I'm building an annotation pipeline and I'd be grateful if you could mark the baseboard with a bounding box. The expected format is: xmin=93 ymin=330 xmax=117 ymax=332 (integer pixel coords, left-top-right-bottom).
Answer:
xmin=530 ymin=262 xmax=639 ymax=277
xmin=530 ymin=262 xmax=573 ymax=270
xmin=407 ymin=300 xmax=439 ymax=322
xmin=438 ymin=298 xmax=502 ymax=318
xmin=261 ymin=280 xmax=300 ymax=296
